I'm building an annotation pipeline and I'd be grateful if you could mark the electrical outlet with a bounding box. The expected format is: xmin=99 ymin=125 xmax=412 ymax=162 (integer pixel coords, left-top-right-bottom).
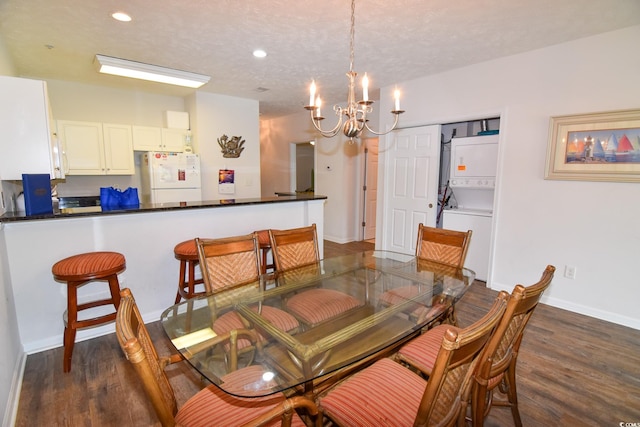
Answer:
xmin=564 ymin=265 xmax=577 ymax=280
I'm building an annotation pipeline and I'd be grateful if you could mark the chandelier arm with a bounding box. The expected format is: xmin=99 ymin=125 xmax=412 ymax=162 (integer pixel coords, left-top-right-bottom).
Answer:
xmin=309 ymin=109 xmax=343 ymax=137
xmin=363 ymin=113 xmax=401 ymax=136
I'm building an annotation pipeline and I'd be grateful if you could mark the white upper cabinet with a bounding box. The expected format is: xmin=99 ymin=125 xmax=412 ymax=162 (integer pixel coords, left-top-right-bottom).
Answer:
xmin=132 ymin=126 xmax=162 ymax=151
xmin=58 ymin=120 xmax=134 ymax=175
xmin=162 ymin=128 xmax=190 ymax=152
xmin=103 ymin=123 xmax=136 ymax=174
xmin=132 ymin=125 xmax=189 ymax=152
xmin=0 ymin=76 xmax=64 ymax=180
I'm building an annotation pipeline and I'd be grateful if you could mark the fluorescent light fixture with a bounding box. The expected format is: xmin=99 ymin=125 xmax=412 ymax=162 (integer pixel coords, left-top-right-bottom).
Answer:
xmin=94 ymin=54 xmax=210 ymax=88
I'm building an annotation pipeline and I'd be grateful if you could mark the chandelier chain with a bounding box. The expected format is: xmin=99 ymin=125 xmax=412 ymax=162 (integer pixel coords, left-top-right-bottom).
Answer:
xmin=349 ymin=0 xmax=355 ymax=73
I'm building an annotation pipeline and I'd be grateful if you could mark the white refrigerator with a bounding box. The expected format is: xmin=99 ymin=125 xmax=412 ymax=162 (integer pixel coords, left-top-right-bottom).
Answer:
xmin=140 ymin=152 xmax=202 ymax=204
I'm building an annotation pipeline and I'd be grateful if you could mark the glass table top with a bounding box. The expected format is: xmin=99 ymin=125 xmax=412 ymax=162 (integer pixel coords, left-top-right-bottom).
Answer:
xmin=160 ymin=250 xmax=475 ymax=398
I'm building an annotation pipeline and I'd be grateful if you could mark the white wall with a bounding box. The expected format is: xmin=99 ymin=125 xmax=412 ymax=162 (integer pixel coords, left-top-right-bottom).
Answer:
xmin=47 ymin=79 xmax=186 ymax=125
xmin=377 ymin=25 xmax=640 ymax=329
xmin=260 ymin=111 xmax=360 ymax=243
xmin=188 ymin=92 xmax=261 ymax=201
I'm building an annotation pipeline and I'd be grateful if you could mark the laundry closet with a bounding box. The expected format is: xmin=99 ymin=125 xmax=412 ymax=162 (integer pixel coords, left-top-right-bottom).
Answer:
xmin=437 ymin=118 xmax=499 ymax=282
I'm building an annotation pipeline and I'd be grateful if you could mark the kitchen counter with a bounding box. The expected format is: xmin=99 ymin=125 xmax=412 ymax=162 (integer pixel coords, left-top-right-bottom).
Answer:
xmin=0 ymin=194 xmax=326 ymax=353
xmin=0 ymin=194 xmax=327 ymax=222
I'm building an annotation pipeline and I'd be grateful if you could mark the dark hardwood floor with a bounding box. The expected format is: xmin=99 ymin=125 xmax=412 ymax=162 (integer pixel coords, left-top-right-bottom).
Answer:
xmin=15 ymin=241 xmax=640 ymax=426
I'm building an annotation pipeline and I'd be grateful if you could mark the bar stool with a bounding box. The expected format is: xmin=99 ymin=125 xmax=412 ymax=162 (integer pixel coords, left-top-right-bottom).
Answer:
xmin=52 ymin=251 xmax=126 ymax=373
xmin=174 ymin=239 xmax=206 ymax=303
xmin=255 ymin=229 xmax=274 ymax=274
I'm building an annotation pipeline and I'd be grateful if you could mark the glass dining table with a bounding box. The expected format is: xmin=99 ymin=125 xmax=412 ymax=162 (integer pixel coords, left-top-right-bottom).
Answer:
xmin=160 ymin=250 xmax=475 ymax=398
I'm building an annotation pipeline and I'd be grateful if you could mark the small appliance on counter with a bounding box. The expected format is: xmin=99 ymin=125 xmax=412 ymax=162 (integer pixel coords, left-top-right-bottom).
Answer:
xmin=57 ymin=196 xmax=102 ymax=214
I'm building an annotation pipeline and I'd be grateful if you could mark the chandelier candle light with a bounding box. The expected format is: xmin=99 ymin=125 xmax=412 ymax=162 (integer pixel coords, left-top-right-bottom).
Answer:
xmin=305 ymin=0 xmax=404 ymax=142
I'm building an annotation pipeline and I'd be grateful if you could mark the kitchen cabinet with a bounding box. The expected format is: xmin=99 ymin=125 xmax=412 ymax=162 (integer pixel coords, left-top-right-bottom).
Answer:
xmin=162 ymin=128 xmax=191 ymax=152
xmin=0 ymin=76 xmax=64 ymax=180
xmin=58 ymin=121 xmax=134 ymax=175
xmin=132 ymin=125 xmax=189 ymax=152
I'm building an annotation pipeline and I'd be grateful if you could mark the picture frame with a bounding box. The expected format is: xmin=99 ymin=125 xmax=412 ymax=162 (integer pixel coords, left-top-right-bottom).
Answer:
xmin=544 ymin=109 xmax=640 ymax=182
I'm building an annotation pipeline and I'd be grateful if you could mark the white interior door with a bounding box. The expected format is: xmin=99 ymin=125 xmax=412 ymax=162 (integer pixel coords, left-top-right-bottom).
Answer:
xmin=363 ymin=138 xmax=378 ymax=240
xmin=380 ymin=125 xmax=441 ymax=254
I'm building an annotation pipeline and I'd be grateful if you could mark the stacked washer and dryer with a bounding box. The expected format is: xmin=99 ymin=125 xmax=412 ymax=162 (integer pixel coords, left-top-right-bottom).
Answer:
xmin=442 ymin=134 xmax=498 ymax=282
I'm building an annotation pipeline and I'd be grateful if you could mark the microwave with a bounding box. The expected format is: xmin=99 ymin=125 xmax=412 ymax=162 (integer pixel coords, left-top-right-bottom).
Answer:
xmin=449 ymin=135 xmax=498 ymax=189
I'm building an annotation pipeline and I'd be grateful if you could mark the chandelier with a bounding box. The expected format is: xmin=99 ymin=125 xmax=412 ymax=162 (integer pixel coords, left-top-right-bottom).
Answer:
xmin=305 ymin=0 xmax=404 ymax=142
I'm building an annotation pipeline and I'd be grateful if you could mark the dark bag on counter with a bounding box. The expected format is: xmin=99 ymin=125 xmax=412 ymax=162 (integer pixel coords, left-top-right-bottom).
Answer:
xmin=100 ymin=187 xmax=139 ymax=210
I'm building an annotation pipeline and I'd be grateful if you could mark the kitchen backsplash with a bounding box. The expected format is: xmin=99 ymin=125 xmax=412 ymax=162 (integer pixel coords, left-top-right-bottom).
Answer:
xmin=55 ymin=174 xmax=140 ymax=197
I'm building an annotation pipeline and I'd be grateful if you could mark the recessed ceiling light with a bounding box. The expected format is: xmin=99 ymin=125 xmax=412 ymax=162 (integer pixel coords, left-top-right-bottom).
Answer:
xmin=253 ymin=49 xmax=267 ymax=58
xmin=112 ymin=12 xmax=132 ymax=22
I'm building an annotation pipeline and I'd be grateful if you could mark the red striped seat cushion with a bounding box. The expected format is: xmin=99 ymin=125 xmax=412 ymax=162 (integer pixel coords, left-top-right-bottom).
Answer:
xmin=220 ymin=365 xmax=279 ymax=396
xmin=319 ymin=358 xmax=426 ymax=427
xmin=411 ymin=302 xmax=448 ymax=323
xmin=213 ymin=305 xmax=299 ymax=349
xmin=51 ymin=251 xmax=125 ymax=280
xmin=174 ymin=239 xmax=198 ymax=259
xmin=379 ymin=286 xmax=449 ymax=324
xmin=286 ymin=288 xmax=362 ymax=326
xmin=397 ymin=324 xmax=459 ymax=375
xmin=175 ymin=383 xmax=307 ymax=426
xmin=378 ymin=285 xmax=421 ymax=306
xmin=255 ymin=230 xmax=271 ymax=247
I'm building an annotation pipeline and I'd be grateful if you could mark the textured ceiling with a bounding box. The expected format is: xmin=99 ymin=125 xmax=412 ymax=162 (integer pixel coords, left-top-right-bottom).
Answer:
xmin=1 ymin=0 xmax=639 ymax=120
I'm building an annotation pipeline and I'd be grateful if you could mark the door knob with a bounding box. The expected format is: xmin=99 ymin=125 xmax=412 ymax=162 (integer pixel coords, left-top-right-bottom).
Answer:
xmin=428 ymin=203 xmax=433 ymax=208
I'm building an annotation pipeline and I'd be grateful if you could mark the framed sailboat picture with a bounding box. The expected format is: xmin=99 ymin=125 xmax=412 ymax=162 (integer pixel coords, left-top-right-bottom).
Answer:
xmin=545 ymin=109 xmax=640 ymax=182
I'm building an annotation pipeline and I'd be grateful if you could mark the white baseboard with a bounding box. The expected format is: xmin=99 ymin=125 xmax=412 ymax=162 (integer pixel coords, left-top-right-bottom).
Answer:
xmin=3 ymin=351 xmax=26 ymax=427
xmin=490 ymin=281 xmax=640 ymax=331
xmin=324 ymin=235 xmax=352 ymax=244
xmin=23 ymin=308 xmax=167 ymax=354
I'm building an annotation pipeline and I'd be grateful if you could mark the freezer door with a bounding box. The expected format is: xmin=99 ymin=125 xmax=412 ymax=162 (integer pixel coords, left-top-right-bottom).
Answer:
xmin=149 ymin=152 xmax=201 ymax=189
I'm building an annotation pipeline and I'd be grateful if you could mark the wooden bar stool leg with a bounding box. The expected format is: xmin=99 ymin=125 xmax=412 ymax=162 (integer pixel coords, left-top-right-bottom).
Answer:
xmin=63 ymin=282 xmax=78 ymax=373
xmin=261 ymin=248 xmax=268 ymax=275
xmin=187 ymin=260 xmax=197 ymax=296
xmin=175 ymin=259 xmax=187 ymax=303
xmin=108 ymin=276 xmax=121 ymax=309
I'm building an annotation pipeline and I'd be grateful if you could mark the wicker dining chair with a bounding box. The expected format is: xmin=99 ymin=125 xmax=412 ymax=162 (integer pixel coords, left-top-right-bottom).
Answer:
xmin=378 ymin=224 xmax=472 ymax=326
xmin=115 ymin=288 xmax=321 ymax=427
xmin=196 ymin=233 xmax=300 ymax=351
xmin=317 ymin=291 xmax=508 ymax=427
xmin=268 ymin=224 xmax=362 ymax=327
xmin=396 ymin=265 xmax=555 ymax=426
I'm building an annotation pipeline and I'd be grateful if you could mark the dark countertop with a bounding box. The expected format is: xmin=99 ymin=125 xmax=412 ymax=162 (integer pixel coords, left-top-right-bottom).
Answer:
xmin=0 ymin=194 xmax=327 ymax=223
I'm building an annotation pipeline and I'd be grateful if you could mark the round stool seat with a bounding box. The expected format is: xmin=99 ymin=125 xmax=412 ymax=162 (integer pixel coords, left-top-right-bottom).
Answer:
xmin=52 ymin=251 xmax=126 ymax=373
xmin=256 ymin=230 xmax=270 ymax=248
xmin=53 ymin=251 xmax=126 ymax=281
xmin=174 ymin=239 xmax=198 ymax=260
